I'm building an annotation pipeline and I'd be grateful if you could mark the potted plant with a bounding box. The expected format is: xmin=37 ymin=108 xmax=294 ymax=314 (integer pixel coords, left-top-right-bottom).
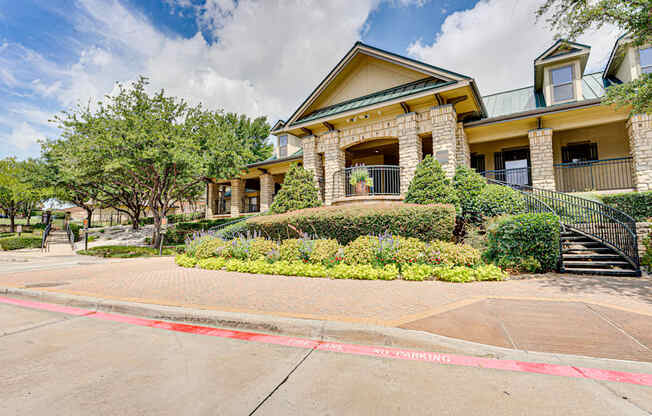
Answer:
xmin=349 ymin=166 xmax=373 ymax=196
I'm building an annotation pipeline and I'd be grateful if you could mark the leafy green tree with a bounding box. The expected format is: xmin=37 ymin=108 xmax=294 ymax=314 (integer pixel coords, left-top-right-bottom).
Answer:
xmin=404 ymin=155 xmax=460 ymax=209
xmin=18 ymin=158 xmax=52 ymax=226
xmin=453 ymin=166 xmax=487 ymax=222
xmin=0 ymin=158 xmax=30 ymax=232
xmin=536 ymin=0 xmax=651 ymax=114
xmin=269 ymin=163 xmax=321 ymax=214
xmin=224 ymin=113 xmax=273 ymax=163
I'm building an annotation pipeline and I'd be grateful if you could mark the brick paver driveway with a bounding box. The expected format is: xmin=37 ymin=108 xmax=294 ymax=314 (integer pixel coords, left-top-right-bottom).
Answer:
xmin=2 ymin=254 xmax=651 ymax=360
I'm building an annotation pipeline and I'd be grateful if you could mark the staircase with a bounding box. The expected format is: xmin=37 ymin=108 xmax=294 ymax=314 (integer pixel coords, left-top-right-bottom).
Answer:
xmin=44 ymin=229 xmax=74 ymax=250
xmin=560 ymin=230 xmax=639 ymax=277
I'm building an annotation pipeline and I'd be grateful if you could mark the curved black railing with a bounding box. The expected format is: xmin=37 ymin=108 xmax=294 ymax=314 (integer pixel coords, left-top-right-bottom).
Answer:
xmin=332 ymin=165 xmax=402 ymax=198
xmin=488 ymin=178 xmax=639 ymax=271
xmin=553 ymin=157 xmax=634 ymax=192
xmin=41 ymin=222 xmax=52 ymax=251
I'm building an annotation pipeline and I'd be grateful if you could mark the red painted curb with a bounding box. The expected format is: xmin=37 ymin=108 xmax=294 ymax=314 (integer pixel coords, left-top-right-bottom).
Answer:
xmin=2 ymin=296 xmax=651 ymax=387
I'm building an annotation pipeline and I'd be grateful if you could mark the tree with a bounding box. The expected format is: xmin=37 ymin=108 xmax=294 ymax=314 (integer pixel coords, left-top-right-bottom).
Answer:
xmin=453 ymin=166 xmax=487 ymax=222
xmin=48 ymin=76 xmax=266 ymax=246
xmin=224 ymin=113 xmax=273 ymax=163
xmin=0 ymin=158 xmax=30 ymax=232
xmin=536 ymin=0 xmax=651 ymax=114
xmin=269 ymin=163 xmax=322 ymax=214
xmin=19 ymin=158 xmax=52 ymax=226
xmin=404 ymin=155 xmax=460 ymax=209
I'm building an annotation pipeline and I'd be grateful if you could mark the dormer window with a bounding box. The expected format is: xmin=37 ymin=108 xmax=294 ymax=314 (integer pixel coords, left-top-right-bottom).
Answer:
xmin=640 ymin=47 xmax=652 ymax=74
xmin=551 ymin=65 xmax=574 ymax=103
xmin=279 ymin=135 xmax=288 ymax=158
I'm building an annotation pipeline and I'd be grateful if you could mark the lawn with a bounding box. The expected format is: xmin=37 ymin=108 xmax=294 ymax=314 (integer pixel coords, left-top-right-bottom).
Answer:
xmin=77 ymin=245 xmax=176 ymax=258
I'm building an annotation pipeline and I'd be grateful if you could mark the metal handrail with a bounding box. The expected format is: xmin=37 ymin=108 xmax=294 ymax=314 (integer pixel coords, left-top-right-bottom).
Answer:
xmin=41 ymin=222 xmax=52 ymax=251
xmin=65 ymin=222 xmax=75 ymax=250
xmin=553 ymin=156 xmax=633 ymax=167
xmin=333 ymin=165 xmax=402 ymax=198
xmin=553 ymin=157 xmax=634 ymax=192
xmin=489 ymin=178 xmax=639 ymax=271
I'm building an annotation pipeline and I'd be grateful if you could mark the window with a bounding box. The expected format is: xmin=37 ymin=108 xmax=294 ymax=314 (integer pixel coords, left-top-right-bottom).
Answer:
xmin=279 ymin=135 xmax=288 ymax=158
xmin=561 ymin=142 xmax=598 ymax=164
xmin=247 ymin=196 xmax=258 ymax=213
xmin=550 ymin=65 xmax=574 ymax=103
xmin=470 ymin=153 xmax=485 ymax=173
xmin=640 ymin=47 xmax=652 ymax=74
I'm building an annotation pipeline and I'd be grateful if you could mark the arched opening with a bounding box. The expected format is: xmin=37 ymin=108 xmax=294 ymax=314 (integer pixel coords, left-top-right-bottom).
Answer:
xmin=344 ymin=138 xmax=398 ymax=168
xmin=339 ymin=138 xmax=400 ymax=197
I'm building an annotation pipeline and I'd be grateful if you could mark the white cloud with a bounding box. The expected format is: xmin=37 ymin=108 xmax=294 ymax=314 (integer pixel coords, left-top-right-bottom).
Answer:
xmin=407 ymin=0 xmax=620 ymax=95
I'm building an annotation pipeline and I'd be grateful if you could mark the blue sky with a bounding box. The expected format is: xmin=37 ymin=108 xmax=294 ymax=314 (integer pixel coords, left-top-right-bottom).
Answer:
xmin=0 ymin=0 xmax=619 ymax=160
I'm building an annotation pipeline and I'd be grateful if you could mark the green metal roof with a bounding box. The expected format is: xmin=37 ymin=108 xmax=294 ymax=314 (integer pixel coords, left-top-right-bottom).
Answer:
xmin=292 ymin=77 xmax=452 ymax=125
xmin=481 ymin=72 xmax=607 ymax=118
xmin=247 ymin=148 xmax=303 ymax=167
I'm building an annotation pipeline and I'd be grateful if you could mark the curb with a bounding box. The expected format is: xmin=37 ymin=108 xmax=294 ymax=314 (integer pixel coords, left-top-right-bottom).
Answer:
xmin=2 ymin=286 xmax=651 ymax=371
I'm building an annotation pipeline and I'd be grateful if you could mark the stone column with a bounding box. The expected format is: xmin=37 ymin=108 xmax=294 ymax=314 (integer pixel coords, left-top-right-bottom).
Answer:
xmin=230 ymin=179 xmax=243 ymax=217
xmin=205 ymin=182 xmax=216 ymax=217
xmin=301 ymin=135 xmax=325 ymax=201
xmin=323 ymin=131 xmax=344 ymax=205
xmin=627 ymin=114 xmax=652 ymax=191
xmin=528 ymin=128 xmax=555 ymax=190
xmin=456 ymin=122 xmax=471 ymax=168
xmin=430 ymin=104 xmax=458 ymax=178
xmin=397 ymin=112 xmax=422 ymax=195
xmin=259 ymin=173 xmax=274 ymax=212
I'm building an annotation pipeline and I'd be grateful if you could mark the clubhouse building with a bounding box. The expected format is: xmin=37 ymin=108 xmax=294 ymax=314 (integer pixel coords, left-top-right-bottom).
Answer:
xmin=206 ymin=35 xmax=652 ymax=217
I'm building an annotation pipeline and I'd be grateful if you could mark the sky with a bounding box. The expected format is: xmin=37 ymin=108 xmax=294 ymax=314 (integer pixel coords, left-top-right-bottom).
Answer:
xmin=0 ymin=0 xmax=621 ymax=160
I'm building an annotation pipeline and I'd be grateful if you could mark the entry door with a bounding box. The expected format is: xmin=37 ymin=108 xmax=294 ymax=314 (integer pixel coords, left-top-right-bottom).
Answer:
xmin=505 ymin=159 xmax=528 ymax=185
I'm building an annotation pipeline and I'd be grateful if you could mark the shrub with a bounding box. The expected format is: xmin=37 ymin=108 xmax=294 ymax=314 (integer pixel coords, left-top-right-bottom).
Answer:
xmin=185 ymin=233 xmax=216 ymax=257
xmin=69 ymin=223 xmax=81 ymax=241
xmin=641 ymin=231 xmax=652 ymax=272
xmin=221 ymin=236 xmax=254 ymax=260
xmin=270 ymin=163 xmax=322 ymax=214
xmin=483 ymin=213 xmax=561 ymax=273
xmin=247 ymin=203 xmax=455 ymax=244
xmin=248 ymin=238 xmax=278 ymax=260
xmin=279 ymin=239 xmax=303 ymax=261
xmin=175 ymin=254 xmax=198 ymax=268
xmin=329 ymin=263 xmax=398 ymax=280
xmin=426 ymin=240 xmax=480 ymax=267
xmin=601 ymin=191 xmax=652 ymax=221
xmin=394 ymin=237 xmax=427 ymax=264
xmin=309 ymin=239 xmax=341 ymax=264
xmin=197 ymin=257 xmax=228 ymax=271
xmin=216 ymin=220 xmax=250 ymax=240
xmin=0 ymin=236 xmax=42 ymax=250
xmin=343 ymin=236 xmax=376 ymax=265
xmin=434 ymin=266 xmax=475 ymax=282
xmin=404 ymin=155 xmax=460 ymax=209
xmin=194 ymin=237 xmax=226 ymax=259
xmin=402 ymin=264 xmax=435 ymax=281
xmin=476 ymin=184 xmax=526 ymax=218
xmin=472 ymin=264 xmax=508 ymax=281
xmin=78 ymin=245 xmax=175 ymax=258
xmin=453 ymin=166 xmax=487 ymax=221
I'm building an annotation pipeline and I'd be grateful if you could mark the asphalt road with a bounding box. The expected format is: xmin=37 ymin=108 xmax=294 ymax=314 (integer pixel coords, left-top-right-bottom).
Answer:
xmin=1 ymin=302 xmax=651 ymax=415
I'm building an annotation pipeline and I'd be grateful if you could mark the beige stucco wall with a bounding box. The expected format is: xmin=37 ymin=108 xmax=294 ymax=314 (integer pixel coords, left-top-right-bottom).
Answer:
xmin=552 ymin=121 xmax=630 ymax=164
xmin=616 ymin=44 xmax=637 ymax=83
xmin=469 ymin=136 xmax=529 ymax=171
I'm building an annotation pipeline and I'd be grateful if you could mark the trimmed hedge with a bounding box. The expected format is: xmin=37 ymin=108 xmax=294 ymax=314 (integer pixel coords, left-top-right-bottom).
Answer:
xmin=476 ymin=184 xmax=526 ymax=218
xmin=453 ymin=166 xmax=487 ymax=221
xmin=0 ymin=236 xmax=42 ymax=250
xmin=245 ymin=203 xmax=456 ymax=244
xmin=404 ymin=155 xmax=460 ymax=209
xmin=601 ymin=191 xmax=652 ymax=221
xmin=165 ymin=217 xmax=246 ymax=244
xmin=483 ymin=213 xmax=561 ymax=273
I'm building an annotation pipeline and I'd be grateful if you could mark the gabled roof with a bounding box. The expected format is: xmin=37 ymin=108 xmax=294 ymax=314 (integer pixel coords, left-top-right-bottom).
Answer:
xmin=292 ymin=77 xmax=452 ymax=125
xmin=482 ymin=72 xmax=607 ymax=118
xmin=534 ymin=39 xmax=591 ymax=90
xmin=603 ymin=33 xmax=632 ymax=80
xmin=276 ymin=41 xmax=476 ymax=132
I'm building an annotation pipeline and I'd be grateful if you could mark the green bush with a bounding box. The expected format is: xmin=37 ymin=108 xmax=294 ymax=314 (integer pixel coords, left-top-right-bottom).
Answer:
xmin=248 ymin=238 xmax=278 ymax=260
xmin=270 ymin=163 xmax=322 ymax=214
xmin=78 ymin=245 xmax=175 ymax=258
xmin=394 ymin=237 xmax=427 ymax=264
xmin=194 ymin=237 xmax=226 ymax=259
xmin=330 ymin=263 xmax=398 ymax=280
xmin=453 ymin=166 xmax=487 ymax=221
xmin=216 ymin=220 xmax=250 ymax=240
xmin=404 ymin=155 xmax=460 ymax=209
xmin=196 ymin=257 xmax=227 ymax=270
xmin=165 ymin=217 xmax=244 ymax=244
xmin=426 ymin=240 xmax=480 ymax=267
xmin=434 ymin=266 xmax=475 ymax=282
xmin=247 ymin=203 xmax=455 ymax=245
xmin=402 ymin=264 xmax=435 ymax=281
xmin=343 ymin=236 xmax=376 ymax=265
xmin=0 ymin=236 xmax=42 ymax=250
xmin=309 ymin=239 xmax=341 ymax=264
xmin=641 ymin=231 xmax=651 ymax=272
xmin=600 ymin=191 xmax=652 ymax=221
xmin=175 ymin=254 xmax=198 ymax=268
xmin=476 ymin=184 xmax=526 ymax=218
xmin=483 ymin=213 xmax=561 ymax=273
xmin=279 ymin=239 xmax=303 ymax=261
xmin=69 ymin=223 xmax=81 ymax=241
xmin=472 ymin=264 xmax=508 ymax=281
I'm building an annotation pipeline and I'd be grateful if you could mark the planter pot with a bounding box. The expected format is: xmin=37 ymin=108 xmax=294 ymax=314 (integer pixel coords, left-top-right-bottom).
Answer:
xmin=355 ymin=182 xmax=370 ymax=196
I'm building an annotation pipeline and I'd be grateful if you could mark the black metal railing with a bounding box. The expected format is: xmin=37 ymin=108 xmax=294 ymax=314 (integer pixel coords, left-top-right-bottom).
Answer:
xmin=489 ymin=178 xmax=640 ymax=272
xmin=554 ymin=157 xmax=634 ymax=192
xmin=479 ymin=167 xmax=531 ymax=187
xmin=333 ymin=165 xmax=401 ymax=198
xmin=41 ymin=222 xmax=52 ymax=251
xmin=65 ymin=222 xmax=75 ymax=250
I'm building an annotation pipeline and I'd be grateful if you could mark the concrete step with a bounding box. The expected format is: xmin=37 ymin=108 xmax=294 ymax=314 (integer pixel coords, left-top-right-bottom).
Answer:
xmin=561 ymin=254 xmax=623 ymax=261
xmin=563 ymin=260 xmax=632 ymax=268
xmin=562 ymin=267 xmax=640 ymax=277
xmin=560 ymin=236 xmax=593 ymax=242
xmin=562 ymin=247 xmax=613 ymax=253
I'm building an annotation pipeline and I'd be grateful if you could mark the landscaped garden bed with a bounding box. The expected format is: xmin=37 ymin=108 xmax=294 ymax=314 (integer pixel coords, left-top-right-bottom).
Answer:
xmin=78 ymin=245 xmax=178 ymax=258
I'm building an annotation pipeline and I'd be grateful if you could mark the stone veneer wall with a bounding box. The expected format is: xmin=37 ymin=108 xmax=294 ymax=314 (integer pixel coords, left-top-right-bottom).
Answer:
xmin=456 ymin=122 xmax=471 ymax=168
xmin=636 ymin=222 xmax=650 ymax=260
xmin=259 ymin=174 xmax=274 ymax=212
xmin=322 ymin=131 xmax=345 ymax=205
xmin=301 ymin=135 xmax=325 ymax=200
xmin=627 ymin=114 xmax=652 ymax=192
xmin=430 ymin=105 xmax=458 ymax=178
xmin=230 ymin=179 xmax=243 ymax=217
xmin=205 ymin=182 xmax=216 ymax=217
xmin=397 ymin=112 xmax=422 ymax=194
xmin=528 ymin=128 xmax=555 ymax=190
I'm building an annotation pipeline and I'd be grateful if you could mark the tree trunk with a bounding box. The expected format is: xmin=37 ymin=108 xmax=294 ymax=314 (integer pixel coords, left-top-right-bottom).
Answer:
xmin=152 ymin=214 xmax=162 ymax=248
xmin=26 ymin=212 xmax=31 ymax=226
xmin=131 ymin=214 xmax=139 ymax=231
xmin=9 ymin=214 xmax=15 ymax=233
xmin=85 ymin=208 xmax=93 ymax=229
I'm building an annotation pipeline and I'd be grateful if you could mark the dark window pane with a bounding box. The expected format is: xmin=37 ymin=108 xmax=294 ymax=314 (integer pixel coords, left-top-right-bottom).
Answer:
xmin=551 ymin=65 xmax=573 ymax=85
xmin=554 ymin=83 xmax=574 ymax=102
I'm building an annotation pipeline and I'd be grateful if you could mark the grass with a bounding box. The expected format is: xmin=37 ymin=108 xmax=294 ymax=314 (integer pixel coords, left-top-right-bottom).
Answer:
xmin=77 ymin=245 xmax=175 ymax=258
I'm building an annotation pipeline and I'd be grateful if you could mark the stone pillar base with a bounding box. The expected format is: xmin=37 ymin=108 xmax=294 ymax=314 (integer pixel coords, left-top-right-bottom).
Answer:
xmin=528 ymin=128 xmax=555 ymax=191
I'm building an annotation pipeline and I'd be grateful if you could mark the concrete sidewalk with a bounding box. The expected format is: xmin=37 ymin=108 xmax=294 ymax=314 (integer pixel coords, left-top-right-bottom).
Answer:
xmin=1 ymin=255 xmax=651 ymax=361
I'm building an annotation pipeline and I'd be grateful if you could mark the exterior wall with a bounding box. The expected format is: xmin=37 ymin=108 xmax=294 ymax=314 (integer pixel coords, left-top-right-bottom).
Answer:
xmin=205 ymin=182 xmax=217 ymax=217
xmin=636 ymin=222 xmax=650 ymax=260
xmin=322 ymin=131 xmax=345 ymax=205
xmin=430 ymin=104 xmax=458 ymax=177
xmin=551 ymin=121 xmax=630 ymax=164
xmin=627 ymin=113 xmax=652 ymax=191
xmin=230 ymin=179 xmax=243 ymax=218
xmin=301 ymin=135 xmax=325 ymax=200
xmin=542 ymin=59 xmax=583 ymax=105
xmin=397 ymin=112 xmax=422 ymax=194
xmin=469 ymin=136 xmax=530 ymax=171
xmin=616 ymin=44 xmax=637 ymax=83
xmin=456 ymin=122 xmax=470 ymax=168
xmin=528 ymin=128 xmax=555 ymax=190
xmin=260 ymin=174 xmax=274 ymax=212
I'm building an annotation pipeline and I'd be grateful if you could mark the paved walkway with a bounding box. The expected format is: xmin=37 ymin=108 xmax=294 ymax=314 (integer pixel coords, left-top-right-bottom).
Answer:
xmin=1 ymin=254 xmax=651 ymax=361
